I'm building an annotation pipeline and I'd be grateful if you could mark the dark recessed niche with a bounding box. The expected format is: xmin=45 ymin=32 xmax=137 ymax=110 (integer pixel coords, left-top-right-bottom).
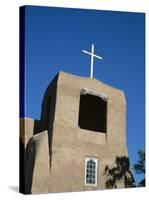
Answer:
xmin=78 ymin=92 xmax=107 ymax=133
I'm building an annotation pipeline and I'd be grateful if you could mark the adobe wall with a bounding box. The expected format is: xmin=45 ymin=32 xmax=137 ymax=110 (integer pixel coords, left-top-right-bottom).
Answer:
xmin=20 ymin=118 xmax=34 ymax=148
xmin=20 ymin=72 xmax=128 ymax=193
xmin=46 ymin=72 xmax=127 ymax=192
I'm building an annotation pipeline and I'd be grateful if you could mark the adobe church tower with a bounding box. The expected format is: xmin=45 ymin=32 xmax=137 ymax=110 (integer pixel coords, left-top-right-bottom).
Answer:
xmin=20 ymin=71 xmax=132 ymax=194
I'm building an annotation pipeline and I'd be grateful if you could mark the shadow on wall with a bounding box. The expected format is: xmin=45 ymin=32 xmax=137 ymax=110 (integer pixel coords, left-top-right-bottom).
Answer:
xmin=33 ymin=120 xmax=42 ymax=135
xmin=104 ymin=156 xmax=136 ymax=189
xmin=19 ymin=138 xmax=25 ymax=193
xmin=39 ymin=75 xmax=58 ymax=169
xmin=19 ymin=138 xmax=36 ymax=194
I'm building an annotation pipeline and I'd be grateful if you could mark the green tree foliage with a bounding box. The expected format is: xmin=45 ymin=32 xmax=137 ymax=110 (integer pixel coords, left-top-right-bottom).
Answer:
xmin=104 ymin=156 xmax=135 ymax=189
xmin=134 ymin=149 xmax=145 ymax=187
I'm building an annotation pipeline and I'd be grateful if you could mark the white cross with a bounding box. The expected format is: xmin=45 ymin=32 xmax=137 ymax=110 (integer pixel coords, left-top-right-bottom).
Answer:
xmin=82 ymin=44 xmax=103 ymax=79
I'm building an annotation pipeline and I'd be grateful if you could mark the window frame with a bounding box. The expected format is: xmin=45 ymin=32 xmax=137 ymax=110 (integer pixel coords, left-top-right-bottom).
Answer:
xmin=85 ymin=157 xmax=98 ymax=186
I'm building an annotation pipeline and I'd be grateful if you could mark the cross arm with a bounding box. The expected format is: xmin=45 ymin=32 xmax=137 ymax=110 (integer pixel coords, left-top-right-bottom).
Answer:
xmin=93 ymin=54 xmax=103 ymax=60
xmin=82 ymin=50 xmax=92 ymax=56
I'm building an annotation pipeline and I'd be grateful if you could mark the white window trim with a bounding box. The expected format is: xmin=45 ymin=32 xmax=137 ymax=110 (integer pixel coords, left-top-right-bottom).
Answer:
xmin=81 ymin=88 xmax=108 ymax=101
xmin=85 ymin=157 xmax=98 ymax=186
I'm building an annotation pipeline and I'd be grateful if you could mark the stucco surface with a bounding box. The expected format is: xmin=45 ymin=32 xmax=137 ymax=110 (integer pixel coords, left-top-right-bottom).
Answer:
xmin=20 ymin=71 xmax=129 ymax=193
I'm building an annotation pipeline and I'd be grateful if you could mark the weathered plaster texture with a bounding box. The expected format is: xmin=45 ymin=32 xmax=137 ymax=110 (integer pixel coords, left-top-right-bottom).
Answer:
xmin=20 ymin=71 xmax=128 ymax=194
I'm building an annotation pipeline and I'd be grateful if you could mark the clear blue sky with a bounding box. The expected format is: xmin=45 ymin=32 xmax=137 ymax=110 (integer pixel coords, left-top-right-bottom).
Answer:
xmin=23 ymin=6 xmax=145 ymax=184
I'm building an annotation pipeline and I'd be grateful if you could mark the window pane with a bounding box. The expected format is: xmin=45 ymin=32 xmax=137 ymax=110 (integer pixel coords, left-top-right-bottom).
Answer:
xmin=86 ymin=159 xmax=97 ymax=185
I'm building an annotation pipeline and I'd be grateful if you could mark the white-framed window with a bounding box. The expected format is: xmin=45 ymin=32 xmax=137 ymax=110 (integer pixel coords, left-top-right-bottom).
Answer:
xmin=85 ymin=158 xmax=98 ymax=186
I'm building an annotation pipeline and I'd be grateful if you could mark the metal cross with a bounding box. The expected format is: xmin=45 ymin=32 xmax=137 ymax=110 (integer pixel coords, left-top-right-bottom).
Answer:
xmin=82 ymin=44 xmax=103 ymax=78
